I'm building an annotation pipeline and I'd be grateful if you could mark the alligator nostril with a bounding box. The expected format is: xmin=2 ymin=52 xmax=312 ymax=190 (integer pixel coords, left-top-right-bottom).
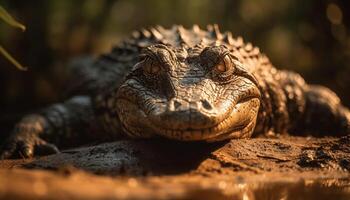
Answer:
xmin=174 ymin=100 xmax=182 ymax=110
xmin=201 ymin=99 xmax=212 ymax=110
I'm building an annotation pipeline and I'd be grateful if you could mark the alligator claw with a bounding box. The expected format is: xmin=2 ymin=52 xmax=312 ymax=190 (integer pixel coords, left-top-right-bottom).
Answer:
xmin=35 ymin=142 xmax=60 ymax=156
xmin=0 ymin=133 xmax=59 ymax=159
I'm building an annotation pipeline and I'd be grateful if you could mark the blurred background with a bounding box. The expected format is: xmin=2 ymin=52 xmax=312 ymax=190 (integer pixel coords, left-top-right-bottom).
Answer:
xmin=0 ymin=0 xmax=349 ymax=136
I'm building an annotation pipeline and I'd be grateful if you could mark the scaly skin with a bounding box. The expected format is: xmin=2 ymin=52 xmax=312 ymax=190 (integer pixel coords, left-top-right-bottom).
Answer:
xmin=1 ymin=25 xmax=350 ymax=158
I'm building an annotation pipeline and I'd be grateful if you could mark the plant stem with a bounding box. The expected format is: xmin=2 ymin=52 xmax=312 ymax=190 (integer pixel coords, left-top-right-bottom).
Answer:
xmin=0 ymin=45 xmax=27 ymax=71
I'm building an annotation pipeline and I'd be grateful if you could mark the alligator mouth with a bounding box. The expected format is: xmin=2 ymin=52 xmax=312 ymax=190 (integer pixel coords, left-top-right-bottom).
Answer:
xmin=116 ymin=92 xmax=260 ymax=141
xmin=149 ymin=97 xmax=260 ymax=141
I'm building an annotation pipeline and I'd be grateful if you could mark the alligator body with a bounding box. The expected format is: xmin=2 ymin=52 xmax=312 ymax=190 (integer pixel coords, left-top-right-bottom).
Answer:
xmin=1 ymin=25 xmax=350 ymax=158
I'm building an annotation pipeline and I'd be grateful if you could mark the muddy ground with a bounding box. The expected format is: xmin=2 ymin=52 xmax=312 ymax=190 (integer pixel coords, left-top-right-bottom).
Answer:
xmin=0 ymin=135 xmax=349 ymax=200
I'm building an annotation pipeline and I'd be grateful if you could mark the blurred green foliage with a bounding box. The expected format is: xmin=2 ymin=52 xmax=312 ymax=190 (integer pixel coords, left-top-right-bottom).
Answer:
xmin=0 ymin=6 xmax=25 ymax=31
xmin=0 ymin=5 xmax=27 ymax=70
xmin=0 ymin=0 xmax=349 ymax=118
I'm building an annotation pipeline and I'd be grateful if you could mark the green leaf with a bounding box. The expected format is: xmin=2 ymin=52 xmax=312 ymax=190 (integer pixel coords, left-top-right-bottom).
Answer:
xmin=0 ymin=5 xmax=27 ymax=70
xmin=0 ymin=45 xmax=27 ymax=71
xmin=0 ymin=5 xmax=26 ymax=31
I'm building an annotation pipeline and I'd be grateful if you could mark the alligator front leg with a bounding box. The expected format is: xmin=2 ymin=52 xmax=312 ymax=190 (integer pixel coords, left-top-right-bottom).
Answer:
xmin=298 ymin=85 xmax=350 ymax=136
xmin=0 ymin=96 xmax=102 ymax=159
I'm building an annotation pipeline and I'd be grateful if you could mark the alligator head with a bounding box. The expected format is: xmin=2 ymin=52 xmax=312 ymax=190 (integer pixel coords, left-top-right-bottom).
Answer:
xmin=116 ymin=43 xmax=261 ymax=141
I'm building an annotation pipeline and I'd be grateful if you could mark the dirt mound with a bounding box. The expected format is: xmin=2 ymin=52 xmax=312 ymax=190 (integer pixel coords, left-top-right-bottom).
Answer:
xmin=1 ymin=136 xmax=349 ymax=199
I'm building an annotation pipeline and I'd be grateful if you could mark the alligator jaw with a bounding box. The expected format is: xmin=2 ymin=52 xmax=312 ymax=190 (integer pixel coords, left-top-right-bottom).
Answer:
xmin=150 ymin=97 xmax=260 ymax=141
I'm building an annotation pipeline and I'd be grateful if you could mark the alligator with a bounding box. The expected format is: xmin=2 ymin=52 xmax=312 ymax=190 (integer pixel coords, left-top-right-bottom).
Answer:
xmin=1 ymin=25 xmax=350 ymax=159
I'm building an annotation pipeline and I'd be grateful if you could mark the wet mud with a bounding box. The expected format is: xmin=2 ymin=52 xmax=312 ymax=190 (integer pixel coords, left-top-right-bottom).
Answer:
xmin=0 ymin=135 xmax=349 ymax=199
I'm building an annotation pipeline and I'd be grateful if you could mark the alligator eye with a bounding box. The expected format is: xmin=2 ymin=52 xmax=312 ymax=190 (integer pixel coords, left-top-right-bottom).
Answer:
xmin=214 ymin=55 xmax=233 ymax=73
xmin=143 ymin=58 xmax=161 ymax=76
xmin=215 ymin=61 xmax=226 ymax=72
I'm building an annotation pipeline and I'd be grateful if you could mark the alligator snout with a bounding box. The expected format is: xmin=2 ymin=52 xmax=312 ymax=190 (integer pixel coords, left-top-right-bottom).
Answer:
xmin=168 ymin=98 xmax=213 ymax=112
xmin=148 ymin=98 xmax=226 ymax=130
